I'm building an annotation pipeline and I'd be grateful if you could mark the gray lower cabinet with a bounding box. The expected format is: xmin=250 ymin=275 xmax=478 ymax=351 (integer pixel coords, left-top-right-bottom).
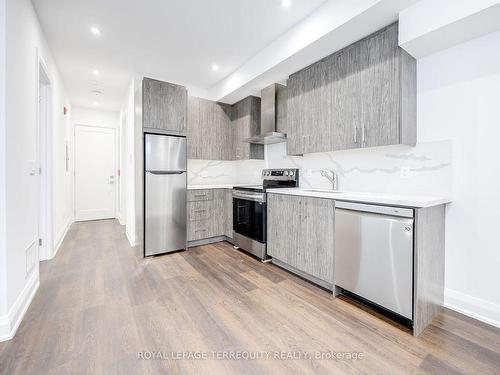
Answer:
xmin=267 ymin=193 xmax=335 ymax=287
xmin=187 ymin=189 xmax=233 ymax=242
xmin=286 ymin=23 xmax=416 ymax=155
xmin=143 ymin=77 xmax=187 ymax=134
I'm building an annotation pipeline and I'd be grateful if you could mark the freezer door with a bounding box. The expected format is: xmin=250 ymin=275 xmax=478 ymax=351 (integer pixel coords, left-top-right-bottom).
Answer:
xmin=145 ymin=171 xmax=187 ymax=256
xmin=335 ymin=208 xmax=414 ymax=319
xmin=145 ymin=133 xmax=187 ymax=172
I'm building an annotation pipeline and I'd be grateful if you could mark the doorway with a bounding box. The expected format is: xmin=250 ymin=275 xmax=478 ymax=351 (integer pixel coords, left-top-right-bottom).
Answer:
xmin=74 ymin=125 xmax=116 ymax=221
xmin=37 ymin=60 xmax=52 ymax=261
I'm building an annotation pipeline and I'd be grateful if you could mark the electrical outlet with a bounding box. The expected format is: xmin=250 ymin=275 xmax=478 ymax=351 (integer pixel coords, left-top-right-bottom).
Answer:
xmin=400 ymin=166 xmax=411 ymax=179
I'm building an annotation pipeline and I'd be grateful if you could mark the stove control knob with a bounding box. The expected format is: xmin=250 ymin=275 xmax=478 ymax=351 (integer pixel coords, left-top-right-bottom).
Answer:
xmin=289 ymin=171 xmax=294 ymax=176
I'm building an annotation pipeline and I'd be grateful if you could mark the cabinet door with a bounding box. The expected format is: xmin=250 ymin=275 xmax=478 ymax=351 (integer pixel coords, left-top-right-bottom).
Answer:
xmin=267 ymin=194 xmax=303 ymax=266
xmin=330 ymin=46 xmax=362 ymax=151
xmin=223 ymin=189 xmax=233 ymax=238
xmin=360 ymin=25 xmax=399 ymax=148
xmin=143 ymin=78 xmax=187 ymax=133
xmin=300 ymin=197 xmax=335 ymax=283
xmin=231 ymin=97 xmax=263 ymax=160
xmin=286 ymin=61 xmax=332 ymax=155
xmin=286 ymin=74 xmax=305 ymax=155
xmin=214 ymin=103 xmax=233 ymax=161
xmin=187 ymin=96 xmax=200 ymax=159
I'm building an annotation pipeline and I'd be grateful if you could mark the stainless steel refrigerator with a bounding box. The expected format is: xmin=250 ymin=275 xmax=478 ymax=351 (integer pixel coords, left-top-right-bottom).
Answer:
xmin=144 ymin=133 xmax=187 ymax=256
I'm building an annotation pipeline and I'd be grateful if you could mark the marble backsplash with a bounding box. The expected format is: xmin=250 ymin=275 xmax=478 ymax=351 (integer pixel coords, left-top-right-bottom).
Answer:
xmin=187 ymin=159 xmax=265 ymax=186
xmin=265 ymin=140 xmax=452 ymax=196
xmin=188 ymin=140 xmax=452 ymax=197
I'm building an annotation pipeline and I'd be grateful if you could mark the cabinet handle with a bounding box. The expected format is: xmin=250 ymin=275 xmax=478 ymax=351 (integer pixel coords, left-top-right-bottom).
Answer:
xmin=194 ymin=210 xmax=206 ymax=213
xmin=194 ymin=194 xmax=206 ymax=197
xmin=354 ymin=127 xmax=358 ymax=144
xmin=361 ymin=126 xmax=366 ymax=146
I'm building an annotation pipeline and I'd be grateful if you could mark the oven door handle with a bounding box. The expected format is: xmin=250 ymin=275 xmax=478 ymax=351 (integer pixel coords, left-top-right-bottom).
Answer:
xmin=232 ymin=191 xmax=266 ymax=203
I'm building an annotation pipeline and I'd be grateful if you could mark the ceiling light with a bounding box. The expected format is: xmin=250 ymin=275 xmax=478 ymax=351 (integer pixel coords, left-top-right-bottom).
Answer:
xmin=93 ymin=101 xmax=100 ymax=106
xmin=281 ymin=0 xmax=291 ymax=8
xmin=92 ymin=69 xmax=100 ymax=76
xmin=212 ymin=64 xmax=219 ymax=72
xmin=90 ymin=26 xmax=101 ymax=36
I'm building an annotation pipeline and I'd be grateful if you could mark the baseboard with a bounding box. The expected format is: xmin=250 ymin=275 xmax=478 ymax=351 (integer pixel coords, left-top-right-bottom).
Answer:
xmin=125 ymin=229 xmax=137 ymax=247
xmin=0 ymin=270 xmax=40 ymax=342
xmin=51 ymin=217 xmax=72 ymax=259
xmin=444 ymin=288 xmax=500 ymax=328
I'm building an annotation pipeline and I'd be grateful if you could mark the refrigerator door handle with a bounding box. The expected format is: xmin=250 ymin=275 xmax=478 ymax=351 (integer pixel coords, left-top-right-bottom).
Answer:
xmin=146 ymin=170 xmax=186 ymax=175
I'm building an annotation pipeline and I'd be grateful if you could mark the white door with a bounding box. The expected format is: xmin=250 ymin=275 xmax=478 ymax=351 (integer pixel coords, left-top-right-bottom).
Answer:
xmin=75 ymin=125 xmax=116 ymax=221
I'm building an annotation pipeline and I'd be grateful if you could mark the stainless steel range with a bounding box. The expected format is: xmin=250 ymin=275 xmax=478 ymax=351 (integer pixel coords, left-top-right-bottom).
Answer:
xmin=232 ymin=169 xmax=299 ymax=260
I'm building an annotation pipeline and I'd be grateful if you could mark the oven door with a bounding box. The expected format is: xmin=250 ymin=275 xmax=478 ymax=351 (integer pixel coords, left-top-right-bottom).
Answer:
xmin=232 ymin=193 xmax=266 ymax=243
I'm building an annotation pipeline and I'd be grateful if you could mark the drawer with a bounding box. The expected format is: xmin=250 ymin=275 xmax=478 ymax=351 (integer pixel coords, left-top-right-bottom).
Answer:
xmin=188 ymin=201 xmax=213 ymax=221
xmin=187 ymin=189 xmax=214 ymax=202
xmin=188 ymin=219 xmax=213 ymax=241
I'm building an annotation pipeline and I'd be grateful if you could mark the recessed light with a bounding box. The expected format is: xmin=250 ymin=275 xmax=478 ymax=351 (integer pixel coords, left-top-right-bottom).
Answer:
xmin=212 ymin=64 xmax=219 ymax=72
xmin=90 ymin=26 xmax=101 ymax=36
xmin=92 ymin=69 xmax=100 ymax=76
xmin=93 ymin=101 xmax=100 ymax=106
xmin=281 ymin=0 xmax=291 ymax=8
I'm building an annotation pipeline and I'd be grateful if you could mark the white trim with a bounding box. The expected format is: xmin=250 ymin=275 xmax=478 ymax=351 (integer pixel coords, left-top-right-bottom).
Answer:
xmin=50 ymin=216 xmax=72 ymax=260
xmin=444 ymin=288 xmax=500 ymax=328
xmin=125 ymin=229 xmax=137 ymax=247
xmin=37 ymin=49 xmax=53 ymax=262
xmin=0 ymin=271 xmax=40 ymax=342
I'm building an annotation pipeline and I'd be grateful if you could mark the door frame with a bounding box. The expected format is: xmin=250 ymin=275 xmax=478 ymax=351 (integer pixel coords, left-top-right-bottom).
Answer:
xmin=73 ymin=124 xmax=118 ymax=221
xmin=37 ymin=52 xmax=53 ymax=261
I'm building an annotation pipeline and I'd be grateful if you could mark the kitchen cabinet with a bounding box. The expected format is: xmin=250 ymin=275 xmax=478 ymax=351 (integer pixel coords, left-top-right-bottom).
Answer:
xmin=187 ymin=189 xmax=233 ymax=243
xmin=187 ymin=96 xmax=262 ymax=160
xmin=231 ymin=96 xmax=264 ymax=160
xmin=187 ymin=98 xmax=232 ymax=160
xmin=286 ymin=23 xmax=416 ymax=155
xmin=267 ymin=193 xmax=335 ymax=288
xmin=143 ymin=77 xmax=187 ymax=134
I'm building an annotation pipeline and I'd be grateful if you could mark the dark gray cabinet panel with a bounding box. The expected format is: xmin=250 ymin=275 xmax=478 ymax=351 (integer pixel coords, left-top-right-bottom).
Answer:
xmin=286 ymin=23 xmax=416 ymax=155
xmin=143 ymin=78 xmax=187 ymax=134
xmin=267 ymin=193 xmax=335 ymax=285
xmin=231 ymin=96 xmax=264 ymax=160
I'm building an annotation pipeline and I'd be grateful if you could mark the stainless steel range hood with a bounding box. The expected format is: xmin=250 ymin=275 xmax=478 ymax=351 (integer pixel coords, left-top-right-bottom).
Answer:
xmin=245 ymin=83 xmax=287 ymax=145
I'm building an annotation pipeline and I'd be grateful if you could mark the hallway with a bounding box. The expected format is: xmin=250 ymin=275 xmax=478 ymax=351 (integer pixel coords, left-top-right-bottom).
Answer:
xmin=0 ymin=220 xmax=499 ymax=374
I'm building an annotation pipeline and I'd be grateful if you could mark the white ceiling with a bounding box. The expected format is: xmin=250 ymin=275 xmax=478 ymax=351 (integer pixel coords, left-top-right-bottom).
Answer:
xmin=32 ymin=0 xmax=328 ymax=110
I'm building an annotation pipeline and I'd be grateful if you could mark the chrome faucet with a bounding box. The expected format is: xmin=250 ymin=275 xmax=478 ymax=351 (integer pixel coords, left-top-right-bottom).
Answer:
xmin=321 ymin=169 xmax=338 ymax=190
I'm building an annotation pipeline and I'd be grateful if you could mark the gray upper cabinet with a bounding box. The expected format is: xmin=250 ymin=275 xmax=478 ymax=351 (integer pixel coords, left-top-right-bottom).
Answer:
xmin=231 ymin=96 xmax=264 ymax=160
xmin=143 ymin=78 xmax=187 ymax=134
xmin=286 ymin=23 xmax=416 ymax=155
xmin=187 ymin=97 xmax=232 ymax=160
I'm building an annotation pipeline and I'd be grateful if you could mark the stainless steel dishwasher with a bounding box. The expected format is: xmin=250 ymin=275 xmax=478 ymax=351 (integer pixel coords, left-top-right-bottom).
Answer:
xmin=335 ymin=201 xmax=414 ymax=320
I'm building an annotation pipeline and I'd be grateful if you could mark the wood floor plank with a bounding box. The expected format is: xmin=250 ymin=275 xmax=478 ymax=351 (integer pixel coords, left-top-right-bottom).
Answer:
xmin=0 ymin=219 xmax=499 ymax=375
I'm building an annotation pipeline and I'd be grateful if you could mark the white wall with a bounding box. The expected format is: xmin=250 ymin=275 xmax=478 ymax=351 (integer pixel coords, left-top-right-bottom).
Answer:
xmin=120 ymin=79 xmax=137 ymax=246
xmin=1 ymin=0 xmax=72 ymax=341
xmin=0 ymin=0 xmax=7 ymax=319
xmin=418 ymin=29 xmax=500 ymax=326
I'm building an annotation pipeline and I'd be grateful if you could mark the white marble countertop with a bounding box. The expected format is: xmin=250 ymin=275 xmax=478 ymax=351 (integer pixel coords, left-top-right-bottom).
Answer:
xmin=266 ymin=188 xmax=451 ymax=208
xmin=187 ymin=184 xmax=246 ymax=190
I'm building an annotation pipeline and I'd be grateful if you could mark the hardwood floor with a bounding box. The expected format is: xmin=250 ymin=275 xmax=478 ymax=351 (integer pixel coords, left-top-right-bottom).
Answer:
xmin=0 ymin=219 xmax=499 ymax=374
